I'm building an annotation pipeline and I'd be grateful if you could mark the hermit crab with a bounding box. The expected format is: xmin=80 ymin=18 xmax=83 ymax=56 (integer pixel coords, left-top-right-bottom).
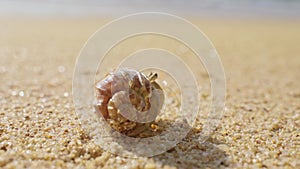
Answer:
xmin=95 ymin=68 xmax=164 ymax=136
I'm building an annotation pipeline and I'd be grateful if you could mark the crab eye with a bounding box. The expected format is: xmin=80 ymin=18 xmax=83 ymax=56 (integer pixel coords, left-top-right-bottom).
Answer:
xmin=95 ymin=68 xmax=164 ymax=137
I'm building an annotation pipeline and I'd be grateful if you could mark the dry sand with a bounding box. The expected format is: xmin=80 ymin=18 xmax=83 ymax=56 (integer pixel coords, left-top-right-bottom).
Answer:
xmin=0 ymin=18 xmax=299 ymax=168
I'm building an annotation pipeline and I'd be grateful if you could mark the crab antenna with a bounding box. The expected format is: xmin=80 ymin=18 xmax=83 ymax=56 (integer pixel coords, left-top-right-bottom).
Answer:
xmin=148 ymin=72 xmax=158 ymax=82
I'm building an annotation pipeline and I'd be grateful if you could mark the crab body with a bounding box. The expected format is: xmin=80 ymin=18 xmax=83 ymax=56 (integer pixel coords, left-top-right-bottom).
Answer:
xmin=95 ymin=68 xmax=164 ymax=135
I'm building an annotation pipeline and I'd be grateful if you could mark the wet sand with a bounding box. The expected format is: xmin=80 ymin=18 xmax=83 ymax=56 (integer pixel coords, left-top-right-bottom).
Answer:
xmin=0 ymin=18 xmax=299 ymax=168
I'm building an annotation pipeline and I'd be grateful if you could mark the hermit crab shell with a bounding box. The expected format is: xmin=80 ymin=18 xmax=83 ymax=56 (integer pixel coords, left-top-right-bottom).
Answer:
xmin=95 ymin=68 xmax=164 ymax=135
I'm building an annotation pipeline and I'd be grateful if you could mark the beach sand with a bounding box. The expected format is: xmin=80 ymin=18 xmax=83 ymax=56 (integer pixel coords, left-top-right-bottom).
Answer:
xmin=0 ymin=18 xmax=299 ymax=168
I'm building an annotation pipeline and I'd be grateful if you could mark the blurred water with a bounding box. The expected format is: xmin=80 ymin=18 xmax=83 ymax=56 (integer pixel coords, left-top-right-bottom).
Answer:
xmin=0 ymin=0 xmax=299 ymax=19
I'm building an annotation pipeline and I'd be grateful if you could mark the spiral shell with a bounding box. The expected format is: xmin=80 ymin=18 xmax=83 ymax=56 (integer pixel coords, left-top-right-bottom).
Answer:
xmin=95 ymin=68 xmax=164 ymax=136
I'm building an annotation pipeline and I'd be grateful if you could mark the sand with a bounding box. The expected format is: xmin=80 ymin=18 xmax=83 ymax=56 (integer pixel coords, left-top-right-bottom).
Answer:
xmin=0 ymin=18 xmax=299 ymax=168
